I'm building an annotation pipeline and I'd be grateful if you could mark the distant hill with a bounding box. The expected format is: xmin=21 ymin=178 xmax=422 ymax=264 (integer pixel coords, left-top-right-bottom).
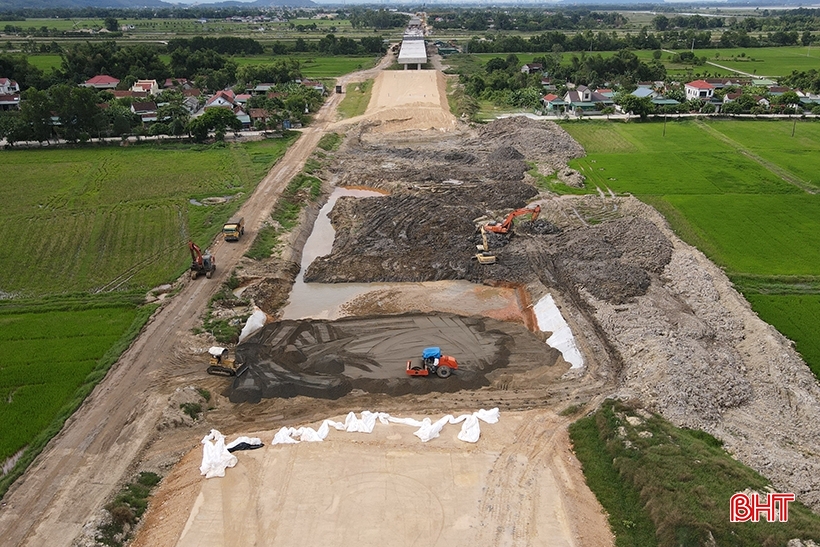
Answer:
xmin=0 ymin=0 xmax=316 ymax=10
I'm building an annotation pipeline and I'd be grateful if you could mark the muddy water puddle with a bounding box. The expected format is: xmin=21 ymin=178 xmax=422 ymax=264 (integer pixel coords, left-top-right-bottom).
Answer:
xmin=282 ymin=188 xmax=526 ymax=323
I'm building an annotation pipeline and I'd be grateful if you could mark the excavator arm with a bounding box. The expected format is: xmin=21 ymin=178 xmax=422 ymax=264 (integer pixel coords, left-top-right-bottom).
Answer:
xmin=485 ymin=205 xmax=541 ymax=234
xmin=188 ymin=240 xmax=204 ymax=267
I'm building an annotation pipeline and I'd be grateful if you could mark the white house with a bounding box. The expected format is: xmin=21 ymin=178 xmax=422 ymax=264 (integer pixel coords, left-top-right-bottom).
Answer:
xmin=131 ymin=79 xmax=160 ymax=96
xmin=0 ymin=77 xmax=20 ymax=94
xmin=0 ymin=78 xmax=20 ymax=110
xmin=205 ymin=90 xmax=237 ymax=109
xmin=685 ymin=80 xmax=714 ymax=101
xmin=521 ymin=63 xmax=543 ymax=75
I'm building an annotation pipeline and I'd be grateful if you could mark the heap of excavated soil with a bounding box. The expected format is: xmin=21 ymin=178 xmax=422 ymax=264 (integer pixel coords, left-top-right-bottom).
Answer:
xmin=326 ymin=116 xmax=584 ymax=191
xmin=227 ymin=313 xmax=564 ymax=403
xmin=591 ymin=197 xmax=820 ymax=510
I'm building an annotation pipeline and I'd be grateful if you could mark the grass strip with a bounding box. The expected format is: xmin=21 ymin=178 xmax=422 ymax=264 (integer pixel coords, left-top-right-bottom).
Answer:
xmin=337 ymin=79 xmax=373 ymax=119
xmin=245 ymin=171 xmax=322 ymax=260
xmin=570 ymin=400 xmax=820 ymax=546
xmin=98 ymin=471 xmax=162 ymax=546
xmin=569 ymin=410 xmax=657 ymax=546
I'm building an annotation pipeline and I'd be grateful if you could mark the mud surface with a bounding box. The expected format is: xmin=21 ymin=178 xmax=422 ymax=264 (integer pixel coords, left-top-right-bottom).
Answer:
xmin=228 ymin=313 xmax=563 ymax=403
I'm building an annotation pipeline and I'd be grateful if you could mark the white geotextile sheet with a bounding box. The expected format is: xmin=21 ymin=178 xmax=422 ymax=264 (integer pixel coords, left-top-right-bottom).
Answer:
xmin=271 ymin=408 xmax=499 ymax=445
xmin=238 ymin=307 xmax=267 ymax=343
xmin=533 ymin=293 xmax=584 ymax=369
xmin=199 ymin=429 xmax=238 ymax=479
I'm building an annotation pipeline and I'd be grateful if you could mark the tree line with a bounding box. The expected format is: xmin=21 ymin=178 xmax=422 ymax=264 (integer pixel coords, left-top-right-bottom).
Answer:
xmin=456 ymin=50 xmax=666 ymax=112
xmin=0 ymin=34 xmax=386 ymax=93
xmin=461 ymin=26 xmax=813 ymax=55
xmin=430 ymin=9 xmax=626 ymax=32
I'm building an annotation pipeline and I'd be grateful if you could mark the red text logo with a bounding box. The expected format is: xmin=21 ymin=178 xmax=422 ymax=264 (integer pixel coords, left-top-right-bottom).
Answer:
xmin=730 ymin=492 xmax=795 ymax=522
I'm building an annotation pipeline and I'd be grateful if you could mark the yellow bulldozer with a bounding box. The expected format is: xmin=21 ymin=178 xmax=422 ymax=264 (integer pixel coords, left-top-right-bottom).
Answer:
xmin=207 ymin=347 xmax=247 ymax=377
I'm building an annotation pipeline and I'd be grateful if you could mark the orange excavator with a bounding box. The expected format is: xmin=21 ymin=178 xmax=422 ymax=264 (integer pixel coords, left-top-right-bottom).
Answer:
xmin=188 ymin=240 xmax=216 ymax=280
xmin=485 ymin=205 xmax=541 ymax=234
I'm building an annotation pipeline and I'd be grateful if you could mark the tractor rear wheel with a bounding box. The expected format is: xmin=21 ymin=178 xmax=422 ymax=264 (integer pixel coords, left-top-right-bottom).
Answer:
xmin=436 ymin=365 xmax=451 ymax=378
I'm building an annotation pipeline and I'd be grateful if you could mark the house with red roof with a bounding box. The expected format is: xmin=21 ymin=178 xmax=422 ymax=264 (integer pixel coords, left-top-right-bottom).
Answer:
xmin=0 ymin=77 xmax=20 ymax=110
xmin=83 ymin=75 xmax=120 ymax=90
xmin=163 ymin=78 xmax=189 ymax=89
xmin=300 ymin=80 xmax=325 ymax=94
xmin=685 ymin=80 xmax=714 ymax=101
xmin=723 ymin=91 xmax=743 ymax=104
xmin=205 ymin=90 xmax=237 ymax=109
xmin=540 ymin=93 xmax=566 ymax=113
xmin=0 ymin=77 xmax=19 ymax=95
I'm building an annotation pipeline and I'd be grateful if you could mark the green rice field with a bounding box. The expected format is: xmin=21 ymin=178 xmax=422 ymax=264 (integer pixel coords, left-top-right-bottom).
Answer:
xmin=746 ymin=294 xmax=820 ymax=379
xmin=234 ymin=54 xmax=379 ymax=78
xmin=0 ymin=305 xmax=138 ymax=463
xmin=0 ymin=136 xmax=296 ymax=297
xmin=669 ymin=46 xmax=820 ymax=78
xmin=563 ymin=119 xmax=820 ymax=378
xmin=23 ymin=54 xmax=62 ymax=73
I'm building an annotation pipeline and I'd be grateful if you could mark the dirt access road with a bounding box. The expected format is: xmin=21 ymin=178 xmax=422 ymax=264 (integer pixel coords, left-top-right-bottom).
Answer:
xmin=0 ymin=51 xmax=396 ymax=547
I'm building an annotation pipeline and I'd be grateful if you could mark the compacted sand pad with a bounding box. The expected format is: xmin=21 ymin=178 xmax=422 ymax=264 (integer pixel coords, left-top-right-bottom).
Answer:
xmin=138 ymin=410 xmax=614 ymax=547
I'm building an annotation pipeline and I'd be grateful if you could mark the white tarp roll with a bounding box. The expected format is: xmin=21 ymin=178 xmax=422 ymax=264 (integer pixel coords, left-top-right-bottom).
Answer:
xmin=208 ymin=346 xmax=227 ymax=358
xmin=271 ymin=409 xmax=500 ymax=445
xmin=238 ymin=307 xmax=267 ymax=343
xmin=199 ymin=429 xmax=238 ymax=478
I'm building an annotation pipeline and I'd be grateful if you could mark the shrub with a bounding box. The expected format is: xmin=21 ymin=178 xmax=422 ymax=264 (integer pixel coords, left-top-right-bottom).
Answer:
xmin=180 ymin=402 xmax=202 ymax=420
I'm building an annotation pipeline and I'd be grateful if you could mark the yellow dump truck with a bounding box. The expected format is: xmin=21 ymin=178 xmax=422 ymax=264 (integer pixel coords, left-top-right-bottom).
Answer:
xmin=222 ymin=217 xmax=244 ymax=241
